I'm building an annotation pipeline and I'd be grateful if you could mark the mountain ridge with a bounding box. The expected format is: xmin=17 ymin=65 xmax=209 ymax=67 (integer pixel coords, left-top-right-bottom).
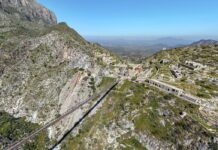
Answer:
xmin=191 ymin=39 xmax=218 ymax=46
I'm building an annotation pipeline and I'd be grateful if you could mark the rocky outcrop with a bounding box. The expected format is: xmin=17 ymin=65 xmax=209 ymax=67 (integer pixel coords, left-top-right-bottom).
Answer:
xmin=0 ymin=0 xmax=57 ymax=25
xmin=0 ymin=0 xmax=122 ymax=148
xmin=0 ymin=19 xmax=121 ymax=146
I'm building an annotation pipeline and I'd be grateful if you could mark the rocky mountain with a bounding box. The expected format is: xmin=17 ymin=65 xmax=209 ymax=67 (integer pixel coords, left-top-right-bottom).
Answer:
xmin=0 ymin=0 xmax=57 ymax=25
xmin=191 ymin=39 xmax=218 ymax=46
xmin=0 ymin=0 xmax=218 ymax=150
xmin=0 ymin=0 xmax=126 ymax=148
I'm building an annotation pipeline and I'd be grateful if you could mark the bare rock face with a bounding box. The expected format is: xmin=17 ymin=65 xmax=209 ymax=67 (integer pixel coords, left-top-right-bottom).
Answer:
xmin=0 ymin=0 xmax=57 ymax=25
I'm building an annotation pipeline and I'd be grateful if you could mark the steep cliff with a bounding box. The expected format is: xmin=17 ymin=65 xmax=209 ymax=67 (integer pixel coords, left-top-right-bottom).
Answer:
xmin=0 ymin=0 xmax=57 ymax=25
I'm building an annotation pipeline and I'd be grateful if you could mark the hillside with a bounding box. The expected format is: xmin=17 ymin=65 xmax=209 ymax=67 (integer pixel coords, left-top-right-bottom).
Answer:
xmin=60 ymin=44 xmax=218 ymax=150
xmin=62 ymin=80 xmax=217 ymax=149
xmin=143 ymin=44 xmax=218 ymax=99
xmin=0 ymin=0 xmax=125 ymax=148
xmin=0 ymin=0 xmax=218 ymax=149
xmin=141 ymin=44 xmax=218 ymax=130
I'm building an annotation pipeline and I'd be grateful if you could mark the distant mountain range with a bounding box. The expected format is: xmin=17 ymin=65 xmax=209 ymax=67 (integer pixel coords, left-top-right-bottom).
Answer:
xmin=87 ymin=36 xmax=218 ymax=57
xmin=191 ymin=39 xmax=218 ymax=46
xmin=86 ymin=36 xmax=193 ymax=56
xmin=151 ymin=37 xmax=192 ymax=47
xmin=86 ymin=36 xmax=192 ymax=47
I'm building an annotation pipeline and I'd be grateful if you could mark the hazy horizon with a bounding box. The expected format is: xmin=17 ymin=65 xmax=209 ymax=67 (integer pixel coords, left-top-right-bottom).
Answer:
xmin=85 ymin=35 xmax=218 ymax=41
xmin=38 ymin=0 xmax=218 ymax=38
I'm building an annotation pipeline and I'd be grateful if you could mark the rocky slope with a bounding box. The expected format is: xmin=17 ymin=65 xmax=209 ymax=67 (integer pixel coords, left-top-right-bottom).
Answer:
xmin=0 ymin=21 xmax=124 ymax=143
xmin=0 ymin=0 xmax=218 ymax=149
xmin=62 ymin=80 xmax=218 ymax=150
xmin=60 ymin=45 xmax=218 ymax=149
xmin=0 ymin=1 xmax=125 ymax=148
xmin=0 ymin=0 xmax=57 ymax=25
xmin=143 ymin=44 xmax=218 ymax=99
xmin=142 ymin=44 xmax=218 ymax=124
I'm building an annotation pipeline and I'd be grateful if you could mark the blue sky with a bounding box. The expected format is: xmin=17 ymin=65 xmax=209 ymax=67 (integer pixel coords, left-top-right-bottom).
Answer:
xmin=38 ymin=0 xmax=218 ymax=38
